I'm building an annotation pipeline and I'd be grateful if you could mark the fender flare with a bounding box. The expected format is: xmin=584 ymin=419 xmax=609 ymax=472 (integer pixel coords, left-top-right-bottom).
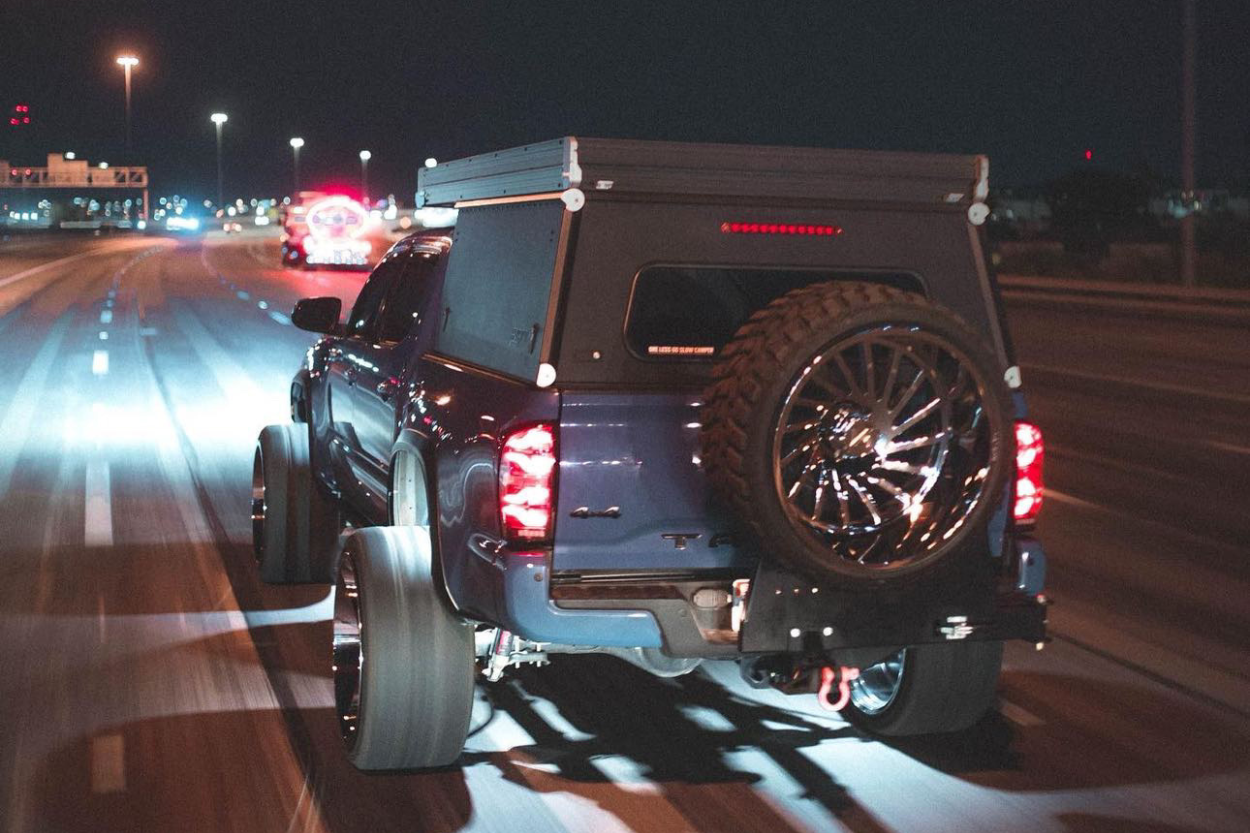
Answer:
xmin=388 ymin=429 xmax=466 ymax=616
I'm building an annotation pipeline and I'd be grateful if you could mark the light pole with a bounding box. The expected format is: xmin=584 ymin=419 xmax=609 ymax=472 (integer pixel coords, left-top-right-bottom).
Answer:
xmin=359 ymin=150 xmax=371 ymax=205
xmin=210 ymin=113 xmax=228 ymax=210
xmin=1180 ymin=0 xmax=1197 ymax=287
xmin=116 ymin=55 xmax=139 ymax=166
xmin=289 ymin=137 xmax=304 ymax=197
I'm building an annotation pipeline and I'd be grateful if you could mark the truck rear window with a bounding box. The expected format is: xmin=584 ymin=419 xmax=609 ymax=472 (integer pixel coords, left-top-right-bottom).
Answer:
xmin=625 ymin=266 xmax=916 ymax=359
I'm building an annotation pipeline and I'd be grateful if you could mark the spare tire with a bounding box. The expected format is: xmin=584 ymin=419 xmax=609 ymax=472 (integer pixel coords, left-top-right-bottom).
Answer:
xmin=702 ymin=281 xmax=1013 ymax=584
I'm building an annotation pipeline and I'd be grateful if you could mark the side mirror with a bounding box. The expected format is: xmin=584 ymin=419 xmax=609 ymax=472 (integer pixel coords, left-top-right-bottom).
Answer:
xmin=292 ymin=296 xmax=342 ymax=334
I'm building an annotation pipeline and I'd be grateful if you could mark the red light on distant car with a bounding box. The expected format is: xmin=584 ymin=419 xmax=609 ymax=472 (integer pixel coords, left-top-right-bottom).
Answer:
xmin=499 ymin=424 xmax=556 ymax=544
xmin=1013 ymin=421 xmax=1044 ymax=525
xmin=721 ymin=221 xmax=843 ymax=237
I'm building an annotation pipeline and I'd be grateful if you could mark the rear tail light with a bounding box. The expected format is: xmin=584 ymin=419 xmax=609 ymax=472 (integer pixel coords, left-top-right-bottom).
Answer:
xmin=499 ymin=424 xmax=556 ymax=544
xmin=1013 ymin=421 xmax=1044 ymax=525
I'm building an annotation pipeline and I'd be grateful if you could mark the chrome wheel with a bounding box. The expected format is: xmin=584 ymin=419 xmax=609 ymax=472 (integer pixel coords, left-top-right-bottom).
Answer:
xmin=333 ymin=553 xmax=364 ymax=749
xmin=850 ymin=650 xmax=906 ymax=715
xmin=772 ymin=326 xmax=994 ymax=575
xmin=251 ymin=446 xmax=266 ymax=562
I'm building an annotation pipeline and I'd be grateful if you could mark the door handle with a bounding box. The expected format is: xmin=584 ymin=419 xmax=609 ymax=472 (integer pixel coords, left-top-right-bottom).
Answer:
xmin=375 ymin=377 xmax=400 ymax=401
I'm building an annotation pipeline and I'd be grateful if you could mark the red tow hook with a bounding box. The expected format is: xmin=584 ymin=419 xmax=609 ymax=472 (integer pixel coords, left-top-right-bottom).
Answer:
xmin=817 ymin=665 xmax=861 ymax=712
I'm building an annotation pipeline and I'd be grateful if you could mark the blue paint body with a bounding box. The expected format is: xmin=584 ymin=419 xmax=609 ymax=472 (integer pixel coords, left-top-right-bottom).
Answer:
xmin=554 ymin=393 xmax=754 ymax=574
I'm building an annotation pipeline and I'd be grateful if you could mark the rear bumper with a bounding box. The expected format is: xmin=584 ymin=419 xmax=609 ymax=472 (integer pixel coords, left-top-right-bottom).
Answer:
xmin=494 ymin=538 xmax=1048 ymax=658
xmin=738 ymin=537 xmax=1048 ymax=654
xmin=495 ymin=549 xmax=665 ymax=648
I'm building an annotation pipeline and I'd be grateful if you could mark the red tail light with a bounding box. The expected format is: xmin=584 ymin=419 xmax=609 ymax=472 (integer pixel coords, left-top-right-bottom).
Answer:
xmin=499 ymin=424 xmax=556 ymax=544
xmin=1013 ymin=421 xmax=1044 ymax=525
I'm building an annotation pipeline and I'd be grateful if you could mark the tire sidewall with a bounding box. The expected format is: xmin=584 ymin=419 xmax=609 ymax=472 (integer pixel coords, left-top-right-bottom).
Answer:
xmin=345 ymin=526 xmax=475 ymax=770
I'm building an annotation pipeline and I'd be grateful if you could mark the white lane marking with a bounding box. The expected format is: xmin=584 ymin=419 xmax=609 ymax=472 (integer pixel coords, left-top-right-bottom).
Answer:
xmin=84 ymin=459 xmax=114 ymax=547
xmin=1045 ymin=487 xmax=1243 ymax=555
xmin=0 ymin=316 xmax=71 ymax=500
xmin=99 ymin=309 xmax=113 ymax=324
xmin=92 ymin=349 xmax=109 ymax=376
xmin=98 ymin=331 xmax=108 ymax=340
xmin=1023 ymin=362 xmax=1250 ymax=406
xmin=0 ymin=249 xmax=100 ymax=289
xmin=90 ymin=734 xmax=126 ymax=793
xmin=1208 ymin=440 xmax=1250 ymax=457
xmin=172 ymin=307 xmax=270 ymax=404
xmin=999 ymin=699 xmax=1045 ymax=727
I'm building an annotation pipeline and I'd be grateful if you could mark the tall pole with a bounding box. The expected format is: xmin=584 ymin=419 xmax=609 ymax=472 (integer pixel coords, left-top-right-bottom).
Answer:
xmin=211 ymin=113 xmax=228 ymax=210
xmin=289 ymin=137 xmax=304 ymax=198
xmin=359 ymin=150 xmax=371 ymax=205
xmin=1180 ymin=0 xmax=1197 ymax=287
xmin=116 ymin=56 xmax=139 ymax=168
xmin=122 ymin=63 xmax=133 ymax=163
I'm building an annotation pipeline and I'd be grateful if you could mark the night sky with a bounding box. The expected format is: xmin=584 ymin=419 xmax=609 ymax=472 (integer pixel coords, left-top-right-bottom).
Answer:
xmin=4 ymin=1 xmax=1249 ymax=203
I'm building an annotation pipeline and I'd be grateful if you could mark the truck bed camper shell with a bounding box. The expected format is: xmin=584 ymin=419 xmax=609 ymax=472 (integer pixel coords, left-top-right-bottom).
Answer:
xmin=416 ymin=136 xmax=990 ymax=218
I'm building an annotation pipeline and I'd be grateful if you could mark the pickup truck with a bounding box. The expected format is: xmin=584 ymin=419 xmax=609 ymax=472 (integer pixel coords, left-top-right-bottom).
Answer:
xmin=251 ymin=137 xmax=1047 ymax=770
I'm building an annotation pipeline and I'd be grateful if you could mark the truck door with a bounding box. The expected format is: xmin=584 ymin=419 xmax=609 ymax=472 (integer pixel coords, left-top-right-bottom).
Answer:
xmin=326 ymin=258 xmax=400 ymax=514
xmin=348 ymin=245 xmax=446 ymax=524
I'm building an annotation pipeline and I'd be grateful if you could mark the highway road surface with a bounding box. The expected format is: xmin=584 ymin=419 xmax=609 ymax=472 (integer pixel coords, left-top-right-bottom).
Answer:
xmin=0 ymin=230 xmax=1247 ymax=833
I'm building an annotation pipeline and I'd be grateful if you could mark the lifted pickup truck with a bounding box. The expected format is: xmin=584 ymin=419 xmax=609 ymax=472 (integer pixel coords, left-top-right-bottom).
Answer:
xmin=252 ymin=137 xmax=1047 ymax=771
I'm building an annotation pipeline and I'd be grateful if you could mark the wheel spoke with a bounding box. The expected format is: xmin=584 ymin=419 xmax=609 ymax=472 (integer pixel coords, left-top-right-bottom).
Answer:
xmin=889 ymin=369 xmax=928 ymax=419
xmin=878 ymin=460 xmax=923 ymax=475
xmin=847 ymin=476 xmax=882 ymax=525
xmin=833 ymin=351 xmax=867 ymax=404
xmin=780 ymin=442 xmax=816 ymax=468
xmin=791 ymin=396 xmax=831 ymax=412
xmin=830 ymin=469 xmax=854 ymax=527
xmin=862 ymin=341 xmax=877 ymax=400
xmin=884 ymin=430 xmax=951 ymax=454
xmin=879 ymin=346 xmax=902 ymax=412
xmin=890 ymin=397 xmax=941 ymax=437
xmin=812 ymin=472 xmax=828 ymax=520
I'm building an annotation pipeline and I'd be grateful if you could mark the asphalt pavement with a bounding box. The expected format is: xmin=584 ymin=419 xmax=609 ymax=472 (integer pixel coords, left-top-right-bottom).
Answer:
xmin=0 ymin=231 xmax=1246 ymax=833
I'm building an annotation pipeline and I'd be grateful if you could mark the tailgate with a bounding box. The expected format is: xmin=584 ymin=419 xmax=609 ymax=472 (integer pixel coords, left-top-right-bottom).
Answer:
xmin=553 ymin=391 xmax=753 ymax=574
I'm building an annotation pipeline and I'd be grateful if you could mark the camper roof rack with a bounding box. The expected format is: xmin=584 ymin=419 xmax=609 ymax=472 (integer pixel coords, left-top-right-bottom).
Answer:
xmin=415 ymin=136 xmax=988 ymax=214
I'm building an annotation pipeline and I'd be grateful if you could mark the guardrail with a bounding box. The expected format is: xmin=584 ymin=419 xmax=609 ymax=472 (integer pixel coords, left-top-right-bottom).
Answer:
xmin=999 ymin=275 xmax=1250 ymax=319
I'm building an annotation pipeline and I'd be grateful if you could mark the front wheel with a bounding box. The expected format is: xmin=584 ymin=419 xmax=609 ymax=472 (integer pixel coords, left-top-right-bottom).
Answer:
xmin=252 ymin=424 xmax=340 ymax=583
xmin=843 ymin=641 xmax=1003 ymax=736
xmin=333 ymin=526 xmax=476 ymax=770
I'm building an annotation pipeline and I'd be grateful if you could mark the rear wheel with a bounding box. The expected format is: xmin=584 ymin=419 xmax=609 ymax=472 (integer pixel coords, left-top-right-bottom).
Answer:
xmin=251 ymin=424 xmax=340 ymax=583
xmin=333 ymin=526 xmax=475 ymax=770
xmin=844 ymin=641 xmax=1003 ymax=736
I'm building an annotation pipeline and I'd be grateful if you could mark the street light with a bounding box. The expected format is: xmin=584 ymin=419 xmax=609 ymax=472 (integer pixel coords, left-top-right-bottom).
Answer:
xmin=359 ymin=150 xmax=372 ymax=205
xmin=210 ymin=113 xmax=228 ymax=209
xmin=289 ymin=137 xmax=304 ymax=197
xmin=116 ymin=55 xmax=139 ymax=166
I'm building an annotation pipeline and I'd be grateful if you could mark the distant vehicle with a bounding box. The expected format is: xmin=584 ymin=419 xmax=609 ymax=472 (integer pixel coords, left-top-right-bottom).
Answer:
xmin=164 ymin=215 xmax=201 ymax=233
xmin=254 ymin=137 xmax=1048 ymax=772
xmin=223 ymin=221 xmax=243 ymax=234
xmin=280 ymin=194 xmax=372 ymax=270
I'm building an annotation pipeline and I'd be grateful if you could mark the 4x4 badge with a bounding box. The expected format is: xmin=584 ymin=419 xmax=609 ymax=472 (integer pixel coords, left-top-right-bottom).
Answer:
xmin=569 ymin=506 xmax=621 ymax=519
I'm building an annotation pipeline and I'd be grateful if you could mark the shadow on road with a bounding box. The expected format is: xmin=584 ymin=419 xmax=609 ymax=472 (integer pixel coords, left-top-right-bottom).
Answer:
xmin=889 ymin=669 xmax=1250 ymax=793
xmin=464 ymin=656 xmax=894 ymax=833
